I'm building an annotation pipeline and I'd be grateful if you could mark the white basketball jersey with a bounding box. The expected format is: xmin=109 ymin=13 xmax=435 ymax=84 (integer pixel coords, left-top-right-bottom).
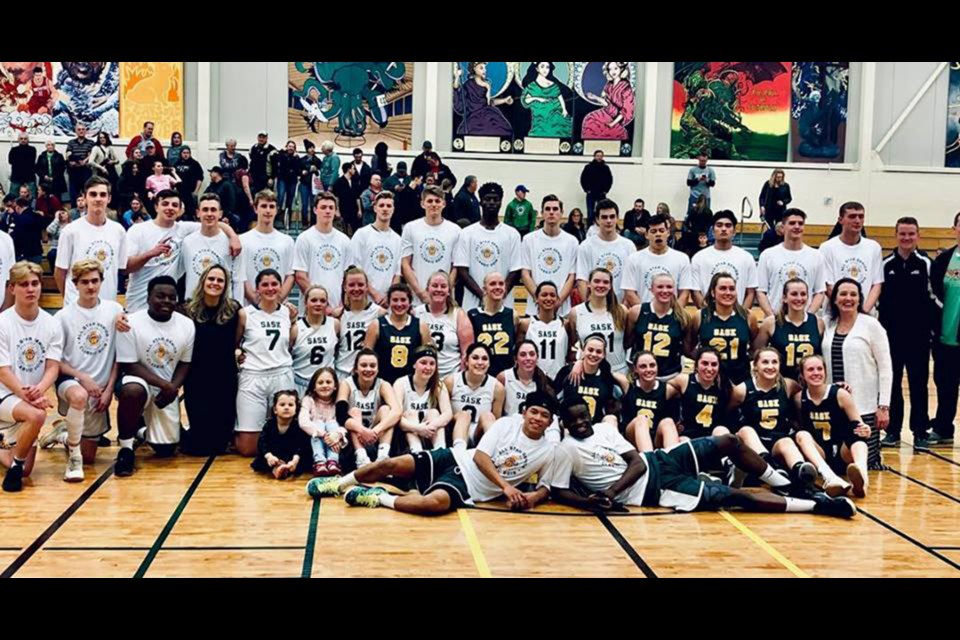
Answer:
xmin=394 ymin=375 xmax=434 ymax=413
xmin=413 ymin=304 xmax=460 ymax=379
xmin=450 ymin=373 xmax=496 ymax=426
xmin=573 ymin=302 xmax=627 ymax=375
xmin=346 ymin=376 xmax=382 ymax=428
xmin=292 ymin=316 xmax=338 ymax=384
xmin=335 ymin=304 xmax=382 ymax=379
xmin=526 ymin=316 xmax=568 ymax=379
xmin=502 ymin=368 xmax=537 ymax=416
xmin=241 ymin=305 xmax=293 ymax=372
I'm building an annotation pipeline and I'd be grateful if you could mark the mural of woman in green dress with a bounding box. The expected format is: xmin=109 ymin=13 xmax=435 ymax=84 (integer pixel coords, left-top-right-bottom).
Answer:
xmin=520 ymin=62 xmax=573 ymax=138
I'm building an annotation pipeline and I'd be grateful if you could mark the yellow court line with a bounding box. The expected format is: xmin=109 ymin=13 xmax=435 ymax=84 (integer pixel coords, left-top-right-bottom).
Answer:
xmin=719 ymin=510 xmax=810 ymax=578
xmin=458 ymin=509 xmax=492 ymax=578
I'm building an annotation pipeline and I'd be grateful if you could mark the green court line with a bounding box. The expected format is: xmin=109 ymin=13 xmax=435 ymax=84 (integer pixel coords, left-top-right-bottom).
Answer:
xmin=301 ymin=498 xmax=321 ymax=578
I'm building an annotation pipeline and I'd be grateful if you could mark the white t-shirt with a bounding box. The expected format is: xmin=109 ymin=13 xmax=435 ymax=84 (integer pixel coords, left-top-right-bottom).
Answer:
xmin=0 ymin=307 xmax=64 ymax=396
xmin=0 ymin=231 xmax=15 ymax=296
xmin=622 ymin=247 xmax=694 ymax=304
xmin=55 ymin=216 xmax=128 ymax=306
xmin=520 ymin=228 xmax=580 ymax=316
xmin=181 ymin=230 xmax=245 ymax=302
xmin=56 ymin=299 xmax=123 ymax=387
xmin=576 ymin=234 xmax=636 ymax=301
xmin=240 ymin=305 xmax=293 ymax=372
xmin=293 ymin=226 xmax=352 ymax=310
xmin=818 ymin=235 xmax=885 ymax=290
xmin=125 ymin=220 xmax=201 ymax=312
xmin=552 ymin=422 xmax=649 ymax=507
xmin=452 ymin=414 xmax=559 ymax=504
xmin=239 ymin=228 xmax=295 ymax=291
xmin=758 ymin=243 xmax=827 ymax=311
xmin=454 ymin=222 xmax=522 ymax=311
xmin=400 ymin=217 xmax=461 ymax=293
xmin=116 ymin=309 xmax=195 ymax=384
xmin=346 ymin=224 xmax=402 ymax=302
xmin=690 ymin=245 xmax=760 ymax=304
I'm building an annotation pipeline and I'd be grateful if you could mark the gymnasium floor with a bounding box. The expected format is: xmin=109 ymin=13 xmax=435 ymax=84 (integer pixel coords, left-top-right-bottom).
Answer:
xmin=2 ymin=390 xmax=959 ymax=578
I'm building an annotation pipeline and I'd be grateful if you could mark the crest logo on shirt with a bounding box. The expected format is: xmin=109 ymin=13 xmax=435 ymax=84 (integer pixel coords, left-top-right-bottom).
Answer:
xmin=597 ymin=252 xmax=624 ymax=278
xmin=777 ymin=261 xmax=809 ymax=287
xmin=191 ymin=249 xmax=222 ymax=276
xmin=494 ymin=445 xmax=529 ymax=479
xmin=316 ymin=244 xmax=343 ymax=271
xmin=85 ymin=240 xmax=115 ymax=270
xmin=370 ymin=245 xmax=395 ymax=273
xmin=16 ymin=337 xmax=46 ymax=373
xmin=475 ymin=240 xmax=500 ymax=268
xmin=254 ymin=247 xmax=281 ymax=272
xmin=537 ymin=248 xmax=562 ymax=275
xmin=592 ymin=445 xmax=621 ymax=467
xmin=78 ymin=321 xmax=110 ymax=356
xmin=710 ymin=260 xmax=741 ymax=282
xmin=419 ymin=237 xmax=446 ymax=264
xmin=840 ymin=257 xmax=868 ymax=284
xmin=643 ymin=266 xmax=670 ymax=294
xmin=146 ymin=337 xmax=178 ymax=369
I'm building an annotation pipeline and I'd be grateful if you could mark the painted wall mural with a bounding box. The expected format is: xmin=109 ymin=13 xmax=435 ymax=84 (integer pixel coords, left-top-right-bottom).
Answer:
xmin=947 ymin=62 xmax=960 ymax=168
xmin=119 ymin=62 xmax=184 ymax=140
xmin=791 ymin=62 xmax=849 ymax=162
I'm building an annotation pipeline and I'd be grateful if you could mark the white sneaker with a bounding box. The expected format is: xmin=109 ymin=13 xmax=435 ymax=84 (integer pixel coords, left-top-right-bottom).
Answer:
xmin=64 ymin=447 xmax=84 ymax=483
xmin=823 ymin=475 xmax=852 ymax=498
xmin=355 ymin=452 xmax=372 ymax=468
xmin=847 ymin=463 xmax=867 ymax=498
xmin=39 ymin=420 xmax=67 ymax=449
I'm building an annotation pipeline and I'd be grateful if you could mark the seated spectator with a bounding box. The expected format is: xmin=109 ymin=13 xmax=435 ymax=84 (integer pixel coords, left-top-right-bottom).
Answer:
xmin=34 ymin=182 xmax=62 ymax=220
xmin=45 ymin=209 xmax=71 ymax=272
xmin=122 ymin=197 xmax=150 ymax=229
xmin=562 ymin=207 xmax=587 ymax=243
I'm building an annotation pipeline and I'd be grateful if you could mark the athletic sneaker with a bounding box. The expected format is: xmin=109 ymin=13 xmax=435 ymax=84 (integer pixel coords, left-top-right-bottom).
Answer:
xmin=64 ymin=447 xmax=84 ymax=483
xmin=2 ymin=464 xmax=23 ymax=492
xmin=306 ymin=476 xmax=342 ymax=498
xmin=880 ymin=432 xmax=901 ymax=448
xmin=823 ymin=476 xmax=852 ymax=498
xmin=345 ymin=486 xmax=388 ymax=508
xmin=847 ymin=463 xmax=867 ymax=498
xmin=913 ymin=435 xmax=930 ymax=452
xmin=98 ymin=435 xmax=111 ymax=447
xmin=39 ymin=420 xmax=67 ymax=449
xmin=793 ymin=461 xmax=818 ymax=486
xmin=811 ymin=492 xmax=857 ymax=519
xmin=114 ymin=448 xmax=135 ymax=477
xmin=927 ymin=432 xmax=954 ymax=447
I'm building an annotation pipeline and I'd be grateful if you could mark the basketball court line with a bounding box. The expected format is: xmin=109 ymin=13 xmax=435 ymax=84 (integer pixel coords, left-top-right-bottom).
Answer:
xmin=596 ymin=513 xmax=658 ymax=578
xmin=42 ymin=545 xmax=304 ymax=552
xmin=858 ymin=507 xmax=960 ymax=571
xmin=918 ymin=449 xmax=960 ymax=468
xmin=457 ymin=509 xmax=492 ymax=578
xmin=930 ymin=546 xmax=960 ymax=550
xmin=133 ymin=455 xmax=216 ymax=578
xmin=886 ymin=467 xmax=960 ymax=505
xmin=469 ymin=504 xmax=680 ymax=518
xmin=719 ymin=510 xmax=810 ymax=578
xmin=301 ymin=498 xmax=321 ymax=578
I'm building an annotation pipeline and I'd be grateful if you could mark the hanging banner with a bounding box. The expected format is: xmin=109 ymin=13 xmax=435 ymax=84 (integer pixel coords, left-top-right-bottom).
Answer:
xmin=119 ymin=62 xmax=184 ymax=140
xmin=791 ymin=62 xmax=849 ymax=162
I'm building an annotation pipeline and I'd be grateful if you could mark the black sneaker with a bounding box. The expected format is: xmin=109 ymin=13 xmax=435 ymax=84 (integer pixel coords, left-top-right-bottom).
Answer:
xmin=811 ymin=492 xmax=857 ymax=519
xmin=115 ymin=448 xmax=135 ymax=477
xmin=792 ymin=461 xmax=818 ymax=486
xmin=913 ymin=435 xmax=930 ymax=452
xmin=2 ymin=464 xmax=23 ymax=492
xmin=927 ymin=432 xmax=954 ymax=447
xmin=880 ymin=432 xmax=901 ymax=448
xmin=98 ymin=435 xmax=112 ymax=447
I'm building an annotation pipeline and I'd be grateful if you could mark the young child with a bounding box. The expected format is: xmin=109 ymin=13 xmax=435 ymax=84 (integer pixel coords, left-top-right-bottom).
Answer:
xmin=251 ymin=390 xmax=310 ymax=479
xmin=299 ymin=368 xmax=345 ymax=477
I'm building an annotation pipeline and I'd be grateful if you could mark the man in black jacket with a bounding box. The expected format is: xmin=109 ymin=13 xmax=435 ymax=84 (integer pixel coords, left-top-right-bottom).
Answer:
xmin=249 ymin=132 xmax=278 ymax=193
xmin=350 ymin=148 xmax=373 ymax=191
xmin=204 ymin=167 xmax=237 ymax=228
xmin=8 ymin=133 xmax=37 ymax=198
xmin=579 ymin=150 xmax=613 ymax=227
xmin=173 ymin=146 xmax=204 ymax=220
xmin=11 ymin=198 xmax=45 ymax=264
xmin=929 ymin=211 xmax=960 ymax=447
xmin=410 ymin=140 xmax=433 ymax=178
xmin=450 ymin=175 xmax=480 ymax=226
xmin=878 ymin=217 xmax=938 ymax=450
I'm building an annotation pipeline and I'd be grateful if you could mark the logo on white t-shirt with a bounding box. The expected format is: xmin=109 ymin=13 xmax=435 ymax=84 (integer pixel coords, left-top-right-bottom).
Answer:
xmin=537 ymin=247 xmax=562 ymax=275
xmin=840 ymin=257 xmax=868 ymax=284
xmin=597 ymin=252 xmax=624 ymax=279
xmin=253 ymin=247 xmax=281 ymax=271
xmin=191 ymin=249 xmax=223 ymax=277
xmin=710 ymin=260 xmax=741 ymax=282
xmin=777 ymin=261 xmax=810 ymax=286
xmin=78 ymin=322 xmax=109 ymax=357
xmin=370 ymin=245 xmax=396 ymax=273
xmin=643 ymin=265 xmax=671 ymax=293
xmin=493 ymin=445 xmax=529 ymax=479
xmin=419 ymin=237 xmax=447 ymax=264
xmin=315 ymin=243 xmax=344 ymax=271
xmin=146 ymin=337 xmax=178 ymax=369
xmin=474 ymin=240 xmax=501 ymax=267
xmin=591 ymin=444 xmax=622 ymax=467
xmin=85 ymin=240 xmax=115 ymax=270
xmin=16 ymin=337 xmax=46 ymax=373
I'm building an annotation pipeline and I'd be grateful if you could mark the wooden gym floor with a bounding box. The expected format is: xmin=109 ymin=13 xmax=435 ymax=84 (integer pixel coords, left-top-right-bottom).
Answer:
xmin=2 ymin=382 xmax=959 ymax=578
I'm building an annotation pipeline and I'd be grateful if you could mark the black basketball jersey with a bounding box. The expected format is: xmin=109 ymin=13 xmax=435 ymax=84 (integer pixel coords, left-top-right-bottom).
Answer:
xmin=740 ymin=378 xmax=794 ymax=442
xmin=680 ymin=375 xmax=724 ymax=439
xmin=699 ymin=309 xmax=750 ymax=384
xmin=468 ymin=306 xmax=516 ymax=376
xmin=555 ymin=364 xmax=616 ymax=423
xmin=770 ymin=313 xmax=822 ymax=379
xmin=632 ymin=303 xmax=684 ymax=376
xmin=622 ymin=379 xmax=669 ymax=430
xmin=799 ymin=384 xmax=856 ymax=450
xmin=375 ymin=315 xmax=423 ymax=383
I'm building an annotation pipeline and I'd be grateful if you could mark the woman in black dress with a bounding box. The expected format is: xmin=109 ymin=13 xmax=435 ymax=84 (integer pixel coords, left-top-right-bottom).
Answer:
xmin=180 ymin=264 xmax=241 ymax=455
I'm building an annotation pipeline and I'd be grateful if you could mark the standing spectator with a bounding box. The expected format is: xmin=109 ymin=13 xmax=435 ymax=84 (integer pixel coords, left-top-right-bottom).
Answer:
xmin=172 ymin=147 xmax=204 ymax=220
xmin=165 ymin=132 xmax=185 ymax=167
xmin=332 ymin=163 xmax=361 ymax=235
xmin=929 ymin=211 xmax=960 ymax=448
xmin=410 ymin=140 xmax=434 ymax=178
xmin=233 ymin=163 xmax=256 ymax=230
xmin=203 ymin=167 xmax=237 ymax=228
xmin=623 ymin=198 xmax=651 ymax=249
xmin=319 ymin=141 xmax=340 ymax=191
xmin=360 ymin=174 xmax=384 ymax=227
xmin=562 ymin=207 xmax=587 ymax=243
xmin=819 ymin=201 xmax=884 ymax=313
xmin=878 ymin=217 xmax=937 ymax=450
xmin=504 ymin=185 xmax=537 ymax=238
xmin=117 ymin=148 xmax=146 ymax=212
xmin=686 ymin=151 xmax=716 ymax=211
xmin=89 ymin=131 xmax=120 ymax=199
xmin=759 ymin=169 xmax=792 ymax=248
xmin=45 ymin=209 xmax=70 ymax=271
xmin=219 ymin=139 xmax=247 ymax=183
xmin=144 ymin=161 xmax=180 ymax=206
xmin=823 ymin=278 xmax=892 ymax=471
xmin=7 ymin=133 xmax=37 ymax=198
xmin=351 ymin=148 xmax=373 ymax=191
xmin=389 ymin=164 xmax=419 ymax=233
xmin=125 ymin=121 xmax=163 ymax=160
xmin=274 ymin=140 xmax=301 ymax=228
xmin=371 ymin=142 xmax=390 ymax=179
xmin=384 ymin=160 xmax=411 ymax=194
xmin=35 ymin=141 xmax=67 ymax=201
xmin=579 ymin=150 xmax=613 ymax=227
xmin=0 ymin=195 xmax=14 ymax=234
xmin=299 ymin=140 xmax=323 ymax=226
xmin=10 ymin=199 xmax=44 ymax=264
xmin=65 ymin=124 xmax=95 ymax=204
xmin=451 ymin=175 xmax=480 ymax=226
xmin=249 ymin=132 xmax=278 ymax=193
xmin=138 ymin=141 xmax=165 ymax=175
xmin=34 ymin=183 xmax=62 ymax=220
xmin=681 ymin=194 xmax=713 ymax=256
xmin=121 ymin=197 xmax=149 ymax=229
